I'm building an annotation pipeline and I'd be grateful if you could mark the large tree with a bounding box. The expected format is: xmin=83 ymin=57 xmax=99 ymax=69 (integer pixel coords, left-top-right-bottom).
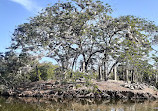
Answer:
xmin=9 ymin=0 xmax=158 ymax=81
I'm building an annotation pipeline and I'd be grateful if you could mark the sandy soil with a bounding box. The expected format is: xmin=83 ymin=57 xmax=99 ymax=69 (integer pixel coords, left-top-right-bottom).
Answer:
xmin=93 ymin=80 xmax=158 ymax=96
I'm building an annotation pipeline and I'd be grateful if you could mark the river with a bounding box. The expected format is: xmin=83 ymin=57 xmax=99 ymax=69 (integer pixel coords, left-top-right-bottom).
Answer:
xmin=0 ymin=97 xmax=158 ymax=111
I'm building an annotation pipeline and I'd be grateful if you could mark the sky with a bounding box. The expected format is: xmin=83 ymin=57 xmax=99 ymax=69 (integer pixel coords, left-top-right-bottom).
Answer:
xmin=0 ymin=0 xmax=158 ymax=53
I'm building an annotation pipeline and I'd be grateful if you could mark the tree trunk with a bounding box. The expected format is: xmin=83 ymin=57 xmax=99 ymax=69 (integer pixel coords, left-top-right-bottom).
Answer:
xmin=107 ymin=60 xmax=119 ymax=76
xmin=140 ymin=74 xmax=143 ymax=83
xmin=85 ymin=62 xmax=88 ymax=72
xmin=122 ymin=66 xmax=125 ymax=81
xmin=36 ymin=65 xmax=38 ymax=81
xmin=135 ymin=69 xmax=138 ymax=83
xmin=82 ymin=61 xmax=86 ymax=72
xmin=104 ymin=62 xmax=108 ymax=81
xmin=114 ymin=65 xmax=117 ymax=80
xmin=125 ymin=69 xmax=129 ymax=82
xmin=70 ymin=54 xmax=78 ymax=78
xmin=98 ymin=66 xmax=102 ymax=80
xmin=131 ymin=70 xmax=135 ymax=83
xmin=156 ymin=74 xmax=158 ymax=83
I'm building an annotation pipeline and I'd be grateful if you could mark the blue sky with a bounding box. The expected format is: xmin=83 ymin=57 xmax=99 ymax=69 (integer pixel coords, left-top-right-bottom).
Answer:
xmin=0 ymin=0 xmax=158 ymax=53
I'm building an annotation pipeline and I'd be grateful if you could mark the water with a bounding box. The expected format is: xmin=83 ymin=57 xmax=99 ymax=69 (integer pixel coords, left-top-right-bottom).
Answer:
xmin=0 ymin=97 xmax=158 ymax=111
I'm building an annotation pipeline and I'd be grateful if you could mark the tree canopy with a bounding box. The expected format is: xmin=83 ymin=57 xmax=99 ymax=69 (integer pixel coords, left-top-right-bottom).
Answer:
xmin=1 ymin=0 xmax=158 ymax=88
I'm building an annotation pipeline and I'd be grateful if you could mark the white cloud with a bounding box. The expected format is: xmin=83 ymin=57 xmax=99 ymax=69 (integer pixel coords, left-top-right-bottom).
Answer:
xmin=10 ymin=0 xmax=42 ymax=12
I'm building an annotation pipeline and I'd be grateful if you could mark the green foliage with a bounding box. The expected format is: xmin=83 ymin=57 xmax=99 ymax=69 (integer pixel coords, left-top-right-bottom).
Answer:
xmin=29 ymin=62 xmax=59 ymax=81
xmin=70 ymin=71 xmax=95 ymax=82
xmin=0 ymin=51 xmax=33 ymax=88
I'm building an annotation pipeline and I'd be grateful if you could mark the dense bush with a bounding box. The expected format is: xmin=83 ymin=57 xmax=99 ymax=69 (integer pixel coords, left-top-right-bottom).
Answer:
xmin=29 ymin=62 xmax=59 ymax=81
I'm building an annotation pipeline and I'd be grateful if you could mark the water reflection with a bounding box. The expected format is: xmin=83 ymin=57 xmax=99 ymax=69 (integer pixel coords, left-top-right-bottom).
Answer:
xmin=0 ymin=96 xmax=158 ymax=111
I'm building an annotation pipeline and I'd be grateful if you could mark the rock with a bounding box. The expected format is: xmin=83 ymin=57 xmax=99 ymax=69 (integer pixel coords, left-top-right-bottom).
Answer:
xmin=57 ymin=90 xmax=63 ymax=96
xmin=136 ymin=93 xmax=148 ymax=99
xmin=20 ymin=91 xmax=33 ymax=97
xmin=122 ymin=82 xmax=146 ymax=90
xmin=79 ymin=89 xmax=86 ymax=95
xmin=40 ymin=83 xmax=45 ymax=87
xmin=94 ymin=91 xmax=102 ymax=98
xmin=124 ymin=84 xmax=129 ymax=88
xmin=150 ymin=95 xmax=157 ymax=100
xmin=49 ymin=94 xmax=55 ymax=98
xmin=68 ymin=85 xmax=74 ymax=90
xmin=85 ymin=93 xmax=94 ymax=98
xmin=63 ymin=92 xmax=73 ymax=98
xmin=45 ymin=82 xmax=52 ymax=85
xmin=130 ymin=86 xmax=134 ymax=90
xmin=55 ymin=81 xmax=60 ymax=85
xmin=45 ymin=85 xmax=52 ymax=90
xmin=150 ymin=86 xmax=157 ymax=90
xmin=9 ymin=91 xmax=17 ymax=96
xmin=17 ymin=87 xmax=24 ymax=90
xmin=1 ymin=91 xmax=10 ymax=96
xmin=33 ymin=92 xmax=43 ymax=97
xmin=116 ymin=93 xmax=127 ymax=99
xmin=101 ymin=93 xmax=110 ymax=99
xmin=134 ymin=85 xmax=138 ymax=89
xmin=95 ymin=94 xmax=101 ymax=98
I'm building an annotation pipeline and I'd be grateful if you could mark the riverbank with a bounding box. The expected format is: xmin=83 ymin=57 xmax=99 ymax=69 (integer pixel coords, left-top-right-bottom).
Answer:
xmin=1 ymin=80 xmax=158 ymax=100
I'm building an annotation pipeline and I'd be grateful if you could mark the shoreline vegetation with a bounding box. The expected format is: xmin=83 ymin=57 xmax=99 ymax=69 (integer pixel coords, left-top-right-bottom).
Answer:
xmin=1 ymin=0 xmax=158 ymax=102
